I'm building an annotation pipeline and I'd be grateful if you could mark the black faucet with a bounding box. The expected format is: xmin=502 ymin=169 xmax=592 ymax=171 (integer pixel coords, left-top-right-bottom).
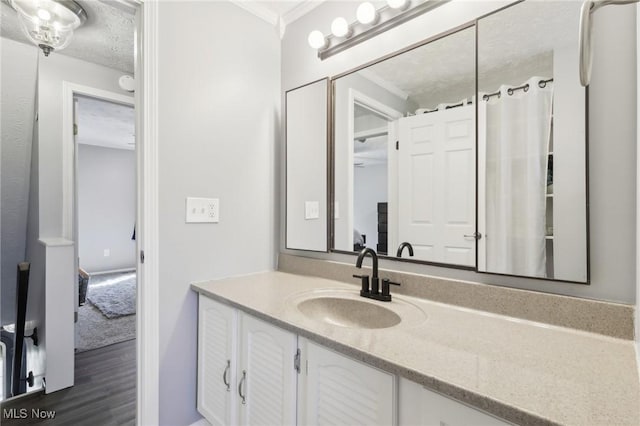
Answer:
xmin=396 ymin=242 xmax=414 ymax=258
xmin=355 ymin=248 xmax=379 ymax=294
xmin=353 ymin=248 xmax=400 ymax=302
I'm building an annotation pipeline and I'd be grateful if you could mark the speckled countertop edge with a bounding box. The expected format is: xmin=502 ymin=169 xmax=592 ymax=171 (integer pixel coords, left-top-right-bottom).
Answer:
xmin=189 ymin=272 xmax=633 ymax=426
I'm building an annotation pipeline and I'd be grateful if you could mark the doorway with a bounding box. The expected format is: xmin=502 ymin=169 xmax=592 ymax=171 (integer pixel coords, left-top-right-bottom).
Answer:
xmin=347 ymin=89 xmax=403 ymax=254
xmin=74 ymin=94 xmax=136 ymax=352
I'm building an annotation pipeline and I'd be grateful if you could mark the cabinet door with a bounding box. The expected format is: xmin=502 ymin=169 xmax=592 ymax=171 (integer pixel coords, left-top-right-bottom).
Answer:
xmin=299 ymin=338 xmax=396 ymax=425
xmin=198 ymin=296 xmax=237 ymax=426
xmin=238 ymin=313 xmax=297 ymax=426
xmin=399 ymin=379 xmax=511 ymax=425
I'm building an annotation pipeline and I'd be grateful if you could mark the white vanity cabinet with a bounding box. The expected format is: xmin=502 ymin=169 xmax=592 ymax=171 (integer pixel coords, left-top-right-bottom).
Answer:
xmin=399 ymin=379 xmax=511 ymax=426
xmin=197 ymin=295 xmax=237 ymax=425
xmin=197 ymin=295 xmax=297 ymax=426
xmin=198 ymin=294 xmax=510 ymax=426
xmin=297 ymin=338 xmax=396 ymax=425
xmin=237 ymin=313 xmax=297 ymax=425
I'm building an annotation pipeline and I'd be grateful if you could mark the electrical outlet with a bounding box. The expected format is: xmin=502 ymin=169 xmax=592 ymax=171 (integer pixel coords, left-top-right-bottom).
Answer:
xmin=207 ymin=199 xmax=219 ymax=222
xmin=103 ymin=249 xmax=110 ymax=257
xmin=186 ymin=197 xmax=219 ymax=223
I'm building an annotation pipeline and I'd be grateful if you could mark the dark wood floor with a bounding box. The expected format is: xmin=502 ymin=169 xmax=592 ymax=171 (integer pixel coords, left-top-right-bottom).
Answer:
xmin=1 ymin=339 xmax=136 ymax=425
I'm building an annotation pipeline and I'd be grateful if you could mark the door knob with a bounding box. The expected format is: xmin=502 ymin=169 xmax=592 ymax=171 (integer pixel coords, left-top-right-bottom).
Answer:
xmin=464 ymin=232 xmax=482 ymax=240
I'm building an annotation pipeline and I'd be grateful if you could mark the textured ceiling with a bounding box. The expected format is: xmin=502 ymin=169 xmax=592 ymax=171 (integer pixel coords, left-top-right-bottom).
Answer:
xmin=362 ymin=1 xmax=578 ymax=109
xmin=1 ymin=0 xmax=134 ymax=73
xmin=76 ymin=95 xmax=135 ymax=151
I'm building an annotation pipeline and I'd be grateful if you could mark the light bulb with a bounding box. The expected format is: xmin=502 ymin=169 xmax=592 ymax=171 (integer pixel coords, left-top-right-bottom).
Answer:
xmin=37 ymin=8 xmax=51 ymax=20
xmin=356 ymin=2 xmax=378 ymax=25
xmin=331 ymin=17 xmax=350 ymax=38
xmin=387 ymin=0 xmax=408 ymax=10
xmin=307 ymin=30 xmax=326 ymax=49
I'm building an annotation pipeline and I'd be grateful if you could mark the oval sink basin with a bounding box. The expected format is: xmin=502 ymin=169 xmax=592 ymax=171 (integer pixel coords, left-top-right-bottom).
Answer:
xmin=297 ymin=296 xmax=401 ymax=329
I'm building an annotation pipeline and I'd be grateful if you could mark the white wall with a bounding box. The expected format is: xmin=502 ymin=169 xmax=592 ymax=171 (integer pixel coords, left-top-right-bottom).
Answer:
xmin=1 ymin=38 xmax=38 ymax=325
xmin=354 ymin=163 xmax=388 ymax=250
xmin=37 ymin=51 xmax=130 ymax=240
xmin=78 ymin=145 xmax=136 ymax=273
xmin=282 ymin=1 xmax=637 ymax=304
xmin=157 ymin=2 xmax=280 ymax=424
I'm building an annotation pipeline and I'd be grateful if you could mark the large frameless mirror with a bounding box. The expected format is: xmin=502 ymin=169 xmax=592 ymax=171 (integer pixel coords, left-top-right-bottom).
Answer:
xmin=477 ymin=1 xmax=588 ymax=282
xmin=331 ymin=25 xmax=477 ymax=268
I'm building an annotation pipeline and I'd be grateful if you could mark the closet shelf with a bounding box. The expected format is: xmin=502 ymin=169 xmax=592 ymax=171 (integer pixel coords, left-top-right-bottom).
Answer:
xmin=354 ymin=126 xmax=388 ymax=141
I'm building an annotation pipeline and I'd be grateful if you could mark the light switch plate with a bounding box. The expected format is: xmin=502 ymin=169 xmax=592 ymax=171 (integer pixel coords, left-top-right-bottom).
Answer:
xmin=334 ymin=202 xmax=340 ymax=219
xmin=305 ymin=201 xmax=320 ymax=220
xmin=186 ymin=197 xmax=219 ymax=223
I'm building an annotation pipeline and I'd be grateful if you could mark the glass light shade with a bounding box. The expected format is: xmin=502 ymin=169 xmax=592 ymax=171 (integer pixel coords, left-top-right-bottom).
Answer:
xmin=356 ymin=2 xmax=378 ymax=25
xmin=331 ymin=17 xmax=350 ymax=38
xmin=308 ymin=30 xmax=326 ymax=49
xmin=387 ymin=0 xmax=408 ymax=10
xmin=9 ymin=0 xmax=87 ymax=55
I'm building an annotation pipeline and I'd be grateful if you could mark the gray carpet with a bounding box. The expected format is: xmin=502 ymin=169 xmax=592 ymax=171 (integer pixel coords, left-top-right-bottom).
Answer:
xmin=76 ymin=272 xmax=136 ymax=353
xmin=87 ymin=272 xmax=137 ymax=318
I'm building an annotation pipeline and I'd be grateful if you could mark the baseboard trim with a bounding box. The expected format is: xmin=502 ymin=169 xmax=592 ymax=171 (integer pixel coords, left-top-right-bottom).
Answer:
xmin=189 ymin=418 xmax=210 ymax=426
xmin=88 ymin=268 xmax=136 ymax=276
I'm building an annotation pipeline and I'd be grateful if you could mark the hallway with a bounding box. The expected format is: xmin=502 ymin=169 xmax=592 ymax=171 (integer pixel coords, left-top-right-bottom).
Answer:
xmin=0 ymin=340 xmax=135 ymax=425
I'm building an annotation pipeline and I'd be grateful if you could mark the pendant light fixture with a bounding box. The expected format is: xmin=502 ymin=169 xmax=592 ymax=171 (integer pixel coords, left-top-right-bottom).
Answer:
xmin=8 ymin=0 xmax=87 ymax=57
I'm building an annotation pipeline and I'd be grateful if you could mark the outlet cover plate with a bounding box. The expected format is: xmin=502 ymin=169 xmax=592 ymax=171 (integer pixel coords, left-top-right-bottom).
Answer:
xmin=186 ymin=197 xmax=219 ymax=223
xmin=305 ymin=201 xmax=320 ymax=220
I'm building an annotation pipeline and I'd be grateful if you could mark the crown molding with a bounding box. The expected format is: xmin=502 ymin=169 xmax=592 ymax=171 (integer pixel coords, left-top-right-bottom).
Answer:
xmin=228 ymin=0 xmax=280 ymax=27
xmin=281 ymin=0 xmax=326 ymax=26
xmin=229 ymin=1 xmax=327 ymax=38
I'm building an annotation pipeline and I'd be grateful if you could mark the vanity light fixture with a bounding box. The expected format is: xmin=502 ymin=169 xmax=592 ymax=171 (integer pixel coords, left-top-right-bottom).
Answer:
xmin=356 ymin=2 xmax=378 ymax=25
xmin=308 ymin=0 xmax=450 ymax=60
xmin=8 ymin=0 xmax=87 ymax=57
xmin=331 ymin=17 xmax=351 ymax=38
xmin=387 ymin=0 xmax=409 ymax=10
xmin=307 ymin=30 xmax=327 ymax=49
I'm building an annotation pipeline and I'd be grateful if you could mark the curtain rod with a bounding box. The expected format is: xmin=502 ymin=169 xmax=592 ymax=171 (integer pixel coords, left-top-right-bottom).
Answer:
xmin=482 ymin=78 xmax=553 ymax=102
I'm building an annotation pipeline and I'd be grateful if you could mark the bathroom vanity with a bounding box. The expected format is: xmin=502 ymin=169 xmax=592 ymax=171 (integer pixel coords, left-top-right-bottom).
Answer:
xmin=192 ymin=271 xmax=640 ymax=425
xmin=193 ymin=1 xmax=640 ymax=425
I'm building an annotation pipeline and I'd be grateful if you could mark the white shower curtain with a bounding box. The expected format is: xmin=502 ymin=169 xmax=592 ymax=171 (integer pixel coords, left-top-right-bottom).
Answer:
xmin=480 ymin=76 xmax=553 ymax=277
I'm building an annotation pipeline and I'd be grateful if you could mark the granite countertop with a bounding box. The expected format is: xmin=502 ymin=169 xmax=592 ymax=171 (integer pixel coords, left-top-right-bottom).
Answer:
xmin=191 ymin=271 xmax=640 ymax=426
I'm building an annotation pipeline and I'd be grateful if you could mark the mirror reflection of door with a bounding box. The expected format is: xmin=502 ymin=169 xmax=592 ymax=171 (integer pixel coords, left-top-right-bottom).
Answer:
xmin=397 ymin=103 xmax=475 ymax=265
xmin=333 ymin=26 xmax=476 ymax=267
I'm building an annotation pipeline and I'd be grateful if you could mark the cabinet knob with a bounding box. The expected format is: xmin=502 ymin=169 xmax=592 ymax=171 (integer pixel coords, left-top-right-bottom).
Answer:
xmin=222 ymin=360 xmax=231 ymax=391
xmin=238 ymin=370 xmax=247 ymax=405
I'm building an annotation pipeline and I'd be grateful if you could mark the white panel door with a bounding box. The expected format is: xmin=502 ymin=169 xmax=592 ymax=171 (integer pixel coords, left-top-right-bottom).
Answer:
xmin=399 ymin=379 xmax=510 ymax=426
xmin=197 ymin=296 xmax=237 ymax=426
xmin=298 ymin=338 xmax=396 ymax=425
xmin=398 ymin=105 xmax=475 ymax=265
xmin=238 ymin=313 xmax=297 ymax=426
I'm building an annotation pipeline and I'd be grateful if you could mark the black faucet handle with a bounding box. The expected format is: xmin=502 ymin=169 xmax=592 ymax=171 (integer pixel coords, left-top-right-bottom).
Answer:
xmin=381 ymin=278 xmax=401 ymax=297
xmin=353 ymin=274 xmax=370 ymax=294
